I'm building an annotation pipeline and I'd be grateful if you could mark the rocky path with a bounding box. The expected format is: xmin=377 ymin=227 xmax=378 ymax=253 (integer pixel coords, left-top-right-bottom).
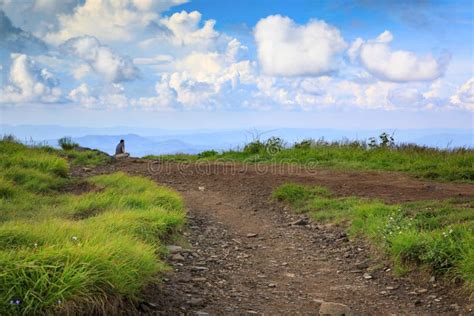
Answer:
xmin=82 ymin=160 xmax=474 ymax=315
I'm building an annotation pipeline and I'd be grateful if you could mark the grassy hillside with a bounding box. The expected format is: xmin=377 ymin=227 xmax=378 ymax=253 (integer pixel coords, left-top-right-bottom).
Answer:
xmin=146 ymin=136 xmax=474 ymax=182
xmin=273 ymin=183 xmax=474 ymax=292
xmin=0 ymin=140 xmax=185 ymax=314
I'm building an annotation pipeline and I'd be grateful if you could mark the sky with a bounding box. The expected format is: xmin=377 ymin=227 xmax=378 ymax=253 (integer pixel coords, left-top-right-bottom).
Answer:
xmin=0 ymin=0 xmax=473 ymax=130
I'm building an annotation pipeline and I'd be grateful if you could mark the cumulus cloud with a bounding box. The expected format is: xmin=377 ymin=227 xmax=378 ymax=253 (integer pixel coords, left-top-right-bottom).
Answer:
xmin=44 ymin=0 xmax=188 ymax=44
xmin=135 ymin=46 xmax=255 ymax=110
xmin=450 ymin=78 xmax=474 ymax=111
xmin=349 ymin=30 xmax=449 ymax=82
xmin=63 ymin=36 xmax=139 ymax=82
xmin=159 ymin=10 xmax=219 ymax=46
xmin=0 ymin=53 xmax=61 ymax=104
xmin=68 ymin=83 xmax=129 ymax=108
xmin=254 ymin=15 xmax=347 ymax=76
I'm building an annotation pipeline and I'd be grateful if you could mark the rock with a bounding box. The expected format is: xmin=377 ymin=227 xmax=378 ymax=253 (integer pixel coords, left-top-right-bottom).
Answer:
xmin=191 ymin=266 xmax=208 ymax=271
xmin=198 ymin=186 xmax=205 ymax=191
xmin=171 ymin=253 xmax=185 ymax=261
xmin=195 ymin=312 xmax=209 ymax=316
xmin=319 ymin=302 xmax=352 ymax=316
xmin=355 ymin=260 xmax=370 ymax=269
xmin=291 ymin=218 xmax=309 ymax=226
xmin=246 ymin=233 xmax=258 ymax=238
xmin=167 ymin=245 xmax=183 ymax=253
xmin=417 ymin=288 xmax=428 ymax=294
xmin=82 ymin=167 xmax=92 ymax=172
xmin=268 ymin=283 xmax=277 ymax=288
xmin=429 ymin=276 xmax=436 ymax=282
xmin=187 ymin=298 xmax=204 ymax=306
xmin=363 ymin=273 xmax=373 ymax=280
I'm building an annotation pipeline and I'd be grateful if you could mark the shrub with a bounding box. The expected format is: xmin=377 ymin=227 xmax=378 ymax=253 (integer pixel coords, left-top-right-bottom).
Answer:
xmin=197 ymin=150 xmax=218 ymax=159
xmin=243 ymin=140 xmax=266 ymax=154
xmin=58 ymin=137 xmax=79 ymax=150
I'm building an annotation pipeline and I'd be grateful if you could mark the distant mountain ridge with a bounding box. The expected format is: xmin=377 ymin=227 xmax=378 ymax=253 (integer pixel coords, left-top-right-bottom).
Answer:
xmin=1 ymin=125 xmax=472 ymax=157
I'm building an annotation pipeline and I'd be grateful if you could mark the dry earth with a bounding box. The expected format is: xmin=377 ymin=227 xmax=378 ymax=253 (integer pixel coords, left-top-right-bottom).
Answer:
xmin=75 ymin=159 xmax=474 ymax=315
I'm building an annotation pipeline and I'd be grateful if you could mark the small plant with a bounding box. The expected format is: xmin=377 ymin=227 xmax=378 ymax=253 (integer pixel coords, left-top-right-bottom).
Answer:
xmin=58 ymin=137 xmax=79 ymax=150
xmin=379 ymin=132 xmax=395 ymax=148
xmin=294 ymin=139 xmax=313 ymax=150
xmin=243 ymin=140 xmax=266 ymax=154
xmin=368 ymin=132 xmax=395 ymax=149
xmin=265 ymin=137 xmax=285 ymax=155
xmin=197 ymin=150 xmax=218 ymax=159
xmin=1 ymin=134 xmax=19 ymax=143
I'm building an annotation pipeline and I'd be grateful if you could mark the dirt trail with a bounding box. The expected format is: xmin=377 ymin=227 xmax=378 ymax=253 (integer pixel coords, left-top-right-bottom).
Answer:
xmin=81 ymin=160 xmax=474 ymax=315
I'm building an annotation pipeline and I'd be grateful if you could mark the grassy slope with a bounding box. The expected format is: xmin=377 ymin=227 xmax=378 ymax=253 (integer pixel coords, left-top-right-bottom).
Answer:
xmin=145 ymin=140 xmax=474 ymax=182
xmin=0 ymin=141 xmax=185 ymax=314
xmin=273 ymin=183 xmax=474 ymax=292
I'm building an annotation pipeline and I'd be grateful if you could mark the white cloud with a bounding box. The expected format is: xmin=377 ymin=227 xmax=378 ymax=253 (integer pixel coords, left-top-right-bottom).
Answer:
xmin=350 ymin=30 xmax=449 ymax=82
xmin=72 ymin=63 xmax=92 ymax=80
xmin=68 ymin=83 xmax=129 ymax=108
xmin=133 ymin=55 xmax=173 ymax=65
xmin=0 ymin=53 xmax=61 ymax=104
xmin=68 ymin=83 xmax=97 ymax=106
xmin=160 ymin=10 xmax=219 ymax=46
xmin=254 ymin=15 xmax=347 ymax=76
xmin=44 ymin=0 xmax=188 ymax=44
xmin=63 ymin=36 xmax=139 ymax=82
xmin=450 ymin=78 xmax=474 ymax=111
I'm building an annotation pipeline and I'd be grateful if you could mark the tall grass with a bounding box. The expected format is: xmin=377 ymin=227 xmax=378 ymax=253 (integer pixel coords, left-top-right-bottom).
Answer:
xmin=0 ymin=140 xmax=185 ymax=314
xmin=273 ymin=183 xmax=474 ymax=292
xmin=146 ymin=136 xmax=474 ymax=182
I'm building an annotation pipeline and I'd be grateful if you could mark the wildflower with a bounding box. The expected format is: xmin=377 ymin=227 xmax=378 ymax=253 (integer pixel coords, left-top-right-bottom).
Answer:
xmin=71 ymin=236 xmax=78 ymax=241
xmin=33 ymin=243 xmax=38 ymax=248
xmin=10 ymin=299 xmax=21 ymax=305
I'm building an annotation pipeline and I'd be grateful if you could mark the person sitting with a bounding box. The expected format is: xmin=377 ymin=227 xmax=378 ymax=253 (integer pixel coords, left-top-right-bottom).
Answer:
xmin=114 ymin=139 xmax=130 ymax=158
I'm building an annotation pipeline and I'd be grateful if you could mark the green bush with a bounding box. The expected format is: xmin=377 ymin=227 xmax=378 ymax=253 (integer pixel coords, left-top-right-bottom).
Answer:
xmin=58 ymin=137 xmax=79 ymax=150
xmin=197 ymin=150 xmax=218 ymax=158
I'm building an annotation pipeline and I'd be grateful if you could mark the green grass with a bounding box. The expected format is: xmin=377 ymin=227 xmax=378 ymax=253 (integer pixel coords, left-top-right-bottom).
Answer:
xmin=273 ymin=183 xmax=474 ymax=292
xmin=146 ymin=138 xmax=474 ymax=182
xmin=0 ymin=140 xmax=185 ymax=314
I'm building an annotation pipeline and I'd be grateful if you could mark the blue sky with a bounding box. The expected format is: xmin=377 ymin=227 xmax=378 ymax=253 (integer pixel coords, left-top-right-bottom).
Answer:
xmin=0 ymin=0 xmax=472 ymax=129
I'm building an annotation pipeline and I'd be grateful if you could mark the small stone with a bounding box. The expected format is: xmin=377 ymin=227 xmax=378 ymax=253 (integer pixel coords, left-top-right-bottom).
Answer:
xmin=291 ymin=218 xmax=309 ymax=226
xmin=417 ymin=288 xmax=428 ymax=294
xmin=268 ymin=283 xmax=276 ymax=288
xmin=386 ymin=286 xmax=397 ymax=290
xmin=198 ymin=186 xmax=205 ymax=191
xmin=171 ymin=253 xmax=185 ymax=261
xmin=82 ymin=167 xmax=92 ymax=172
xmin=192 ymin=277 xmax=207 ymax=282
xmin=195 ymin=312 xmax=209 ymax=316
xmin=246 ymin=233 xmax=258 ymax=238
xmin=167 ymin=245 xmax=183 ymax=253
xmin=281 ymin=262 xmax=288 ymax=266
xmin=246 ymin=311 xmax=259 ymax=315
xmin=191 ymin=266 xmax=208 ymax=271
xmin=355 ymin=260 xmax=370 ymax=269
xmin=187 ymin=298 xmax=204 ymax=306
xmin=429 ymin=276 xmax=436 ymax=282
xmin=363 ymin=273 xmax=373 ymax=280
xmin=319 ymin=302 xmax=352 ymax=316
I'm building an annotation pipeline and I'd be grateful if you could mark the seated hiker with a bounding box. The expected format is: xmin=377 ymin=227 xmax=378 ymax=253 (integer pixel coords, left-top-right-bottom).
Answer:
xmin=114 ymin=139 xmax=130 ymax=158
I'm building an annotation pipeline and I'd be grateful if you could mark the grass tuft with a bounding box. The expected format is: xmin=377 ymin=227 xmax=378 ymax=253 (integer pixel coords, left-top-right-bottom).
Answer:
xmin=0 ymin=140 xmax=185 ymax=314
xmin=273 ymin=183 xmax=474 ymax=292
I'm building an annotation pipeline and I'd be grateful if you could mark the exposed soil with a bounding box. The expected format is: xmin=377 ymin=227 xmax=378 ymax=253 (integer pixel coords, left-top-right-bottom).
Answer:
xmin=74 ymin=160 xmax=474 ymax=315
